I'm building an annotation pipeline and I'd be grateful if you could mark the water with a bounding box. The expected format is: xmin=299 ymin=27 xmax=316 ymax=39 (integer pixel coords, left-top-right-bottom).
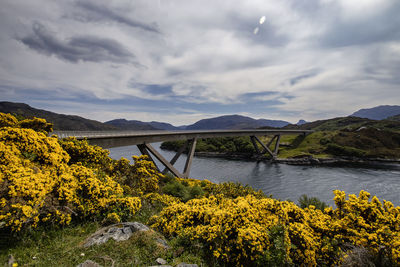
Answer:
xmin=108 ymin=143 xmax=400 ymax=207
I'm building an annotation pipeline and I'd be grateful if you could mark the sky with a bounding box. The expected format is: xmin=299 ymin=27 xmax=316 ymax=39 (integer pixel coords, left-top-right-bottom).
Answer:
xmin=0 ymin=0 xmax=399 ymax=125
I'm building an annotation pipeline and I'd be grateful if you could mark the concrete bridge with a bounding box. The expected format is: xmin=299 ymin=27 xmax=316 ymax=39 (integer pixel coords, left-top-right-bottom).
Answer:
xmin=53 ymin=129 xmax=312 ymax=178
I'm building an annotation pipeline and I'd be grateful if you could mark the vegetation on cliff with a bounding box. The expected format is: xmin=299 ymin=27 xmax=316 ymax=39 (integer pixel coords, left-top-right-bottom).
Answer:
xmin=1 ymin=113 xmax=400 ymax=266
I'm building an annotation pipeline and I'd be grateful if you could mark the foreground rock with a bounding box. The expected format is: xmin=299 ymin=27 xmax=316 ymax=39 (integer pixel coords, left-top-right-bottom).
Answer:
xmin=83 ymin=222 xmax=168 ymax=249
xmin=77 ymin=260 xmax=102 ymax=267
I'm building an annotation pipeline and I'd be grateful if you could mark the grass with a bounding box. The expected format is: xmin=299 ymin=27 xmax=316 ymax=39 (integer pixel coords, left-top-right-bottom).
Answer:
xmin=0 ymin=208 xmax=205 ymax=267
xmin=260 ymin=132 xmax=336 ymax=159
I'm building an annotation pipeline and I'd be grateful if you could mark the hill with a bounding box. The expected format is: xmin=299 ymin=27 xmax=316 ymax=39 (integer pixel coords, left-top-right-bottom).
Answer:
xmin=186 ymin=115 xmax=289 ymax=130
xmin=148 ymin=121 xmax=180 ymax=130
xmin=283 ymin=116 xmax=400 ymax=132
xmin=0 ymin=101 xmax=117 ymax=131
xmin=105 ymin=119 xmax=181 ymax=131
xmin=105 ymin=119 xmax=158 ymax=130
xmin=351 ymin=105 xmax=400 ymax=120
xmin=388 ymin=114 xmax=400 ymax=121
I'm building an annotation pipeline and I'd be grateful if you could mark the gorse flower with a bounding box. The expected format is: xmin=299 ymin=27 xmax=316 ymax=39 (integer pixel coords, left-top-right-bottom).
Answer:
xmin=0 ymin=113 xmax=141 ymax=231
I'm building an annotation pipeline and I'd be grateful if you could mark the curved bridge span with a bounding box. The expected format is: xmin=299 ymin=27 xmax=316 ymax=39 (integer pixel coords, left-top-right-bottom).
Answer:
xmin=52 ymin=129 xmax=312 ymax=178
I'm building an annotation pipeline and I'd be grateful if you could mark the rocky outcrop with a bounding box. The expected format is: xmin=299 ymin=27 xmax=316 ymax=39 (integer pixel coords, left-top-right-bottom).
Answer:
xmin=83 ymin=222 xmax=168 ymax=249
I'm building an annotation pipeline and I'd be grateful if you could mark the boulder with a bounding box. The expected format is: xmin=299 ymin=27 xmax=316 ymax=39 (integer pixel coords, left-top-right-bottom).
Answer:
xmin=83 ymin=222 xmax=149 ymax=247
xmin=82 ymin=222 xmax=169 ymax=249
xmin=76 ymin=260 xmax=102 ymax=267
xmin=155 ymin=257 xmax=167 ymax=265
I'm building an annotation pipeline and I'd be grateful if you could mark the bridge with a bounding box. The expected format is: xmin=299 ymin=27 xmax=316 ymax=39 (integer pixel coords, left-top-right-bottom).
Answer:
xmin=52 ymin=129 xmax=313 ymax=178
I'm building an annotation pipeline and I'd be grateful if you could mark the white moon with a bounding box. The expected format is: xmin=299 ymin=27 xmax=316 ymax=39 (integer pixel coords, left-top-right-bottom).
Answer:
xmin=253 ymin=27 xmax=259 ymax=34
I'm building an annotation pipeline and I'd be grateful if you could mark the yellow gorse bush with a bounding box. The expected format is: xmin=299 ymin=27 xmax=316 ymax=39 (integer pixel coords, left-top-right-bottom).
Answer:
xmin=152 ymin=191 xmax=400 ymax=265
xmin=0 ymin=113 xmax=141 ymax=231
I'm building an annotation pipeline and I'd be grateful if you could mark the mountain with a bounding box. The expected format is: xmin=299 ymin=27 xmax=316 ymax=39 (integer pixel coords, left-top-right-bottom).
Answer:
xmin=105 ymin=119 xmax=158 ymax=130
xmin=296 ymin=119 xmax=307 ymax=125
xmin=148 ymin=121 xmax=180 ymax=130
xmin=185 ymin=115 xmax=289 ymax=130
xmin=351 ymin=105 xmax=400 ymax=120
xmin=0 ymin=101 xmax=117 ymax=131
xmin=104 ymin=119 xmax=180 ymax=130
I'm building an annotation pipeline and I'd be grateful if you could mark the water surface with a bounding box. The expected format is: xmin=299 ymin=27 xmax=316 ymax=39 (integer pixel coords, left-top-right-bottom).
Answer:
xmin=108 ymin=143 xmax=400 ymax=206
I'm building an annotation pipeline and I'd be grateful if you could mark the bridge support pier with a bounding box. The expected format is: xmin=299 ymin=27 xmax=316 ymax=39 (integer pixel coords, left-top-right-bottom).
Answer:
xmin=250 ymin=134 xmax=281 ymax=159
xmin=137 ymin=138 xmax=198 ymax=178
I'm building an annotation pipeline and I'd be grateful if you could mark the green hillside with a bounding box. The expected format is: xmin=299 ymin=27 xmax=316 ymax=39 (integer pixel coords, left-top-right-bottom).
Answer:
xmin=0 ymin=101 xmax=117 ymax=131
xmin=283 ymin=116 xmax=400 ymax=132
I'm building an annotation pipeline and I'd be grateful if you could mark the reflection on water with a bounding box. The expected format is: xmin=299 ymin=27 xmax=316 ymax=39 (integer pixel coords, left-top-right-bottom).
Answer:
xmin=108 ymin=143 xmax=400 ymax=207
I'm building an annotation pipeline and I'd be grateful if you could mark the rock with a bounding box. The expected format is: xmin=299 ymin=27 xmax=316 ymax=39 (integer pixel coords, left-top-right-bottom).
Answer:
xmin=82 ymin=222 xmax=169 ymax=250
xmin=8 ymin=255 xmax=15 ymax=267
xmin=155 ymin=237 xmax=169 ymax=249
xmin=155 ymin=258 xmax=166 ymax=265
xmin=83 ymin=222 xmax=150 ymax=247
xmin=177 ymin=263 xmax=198 ymax=267
xmin=76 ymin=260 xmax=103 ymax=267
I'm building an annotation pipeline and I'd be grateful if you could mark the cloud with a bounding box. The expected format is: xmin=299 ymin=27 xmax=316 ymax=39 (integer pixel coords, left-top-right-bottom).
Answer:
xmin=19 ymin=22 xmax=135 ymax=63
xmin=73 ymin=1 xmax=161 ymax=33
xmin=1 ymin=0 xmax=399 ymax=125
xmin=130 ymin=83 xmax=173 ymax=96
xmin=320 ymin=1 xmax=400 ymax=47
xmin=289 ymin=70 xmax=320 ymax=86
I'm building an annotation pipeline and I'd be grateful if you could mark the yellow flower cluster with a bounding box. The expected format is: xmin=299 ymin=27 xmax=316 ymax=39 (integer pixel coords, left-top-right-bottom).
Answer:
xmin=152 ymin=191 xmax=400 ymax=265
xmin=0 ymin=113 xmax=18 ymax=127
xmin=0 ymin=113 xmax=53 ymax=133
xmin=0 ymin=113 xmax=141 ymax=231
xmin=111 ymin=155 xmax=164 ymax=196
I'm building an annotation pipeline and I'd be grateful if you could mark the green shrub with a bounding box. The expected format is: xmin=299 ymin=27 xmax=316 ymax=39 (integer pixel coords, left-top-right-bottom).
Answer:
xmin=162 ymin=179 xmax=204 ymax=202
xmin=298 ymin=194 xmax=328 ymax=210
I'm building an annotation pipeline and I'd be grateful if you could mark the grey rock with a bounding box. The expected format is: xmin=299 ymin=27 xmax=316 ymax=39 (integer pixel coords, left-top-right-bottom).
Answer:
xmin=155 ymin=237 xmax=170 ymax=249
xmin=83 ymin=222 xmax=150 ymax=247
xmin=177 ymin=264 xmax=198 ymax=267
xmin=8 ymin=255 xmax=15 ymax=267
xmin=77 ymin=260 xmax=103 ymax=267
xmin=155 ymin=257 xmax=167 ymax=265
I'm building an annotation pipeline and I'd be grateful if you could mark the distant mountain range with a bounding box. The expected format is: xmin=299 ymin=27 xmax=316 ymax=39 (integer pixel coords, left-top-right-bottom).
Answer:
xmin=0 ymin=101 xmax=117 ymax=131
xmin=105 ymin=119 xmax=180 ymax=131
xmin=185 ymin=115 xmax=289 ymax=130
xmin=105 ymin=115 xmax=289 ymax=130
xmin=351 ymin=105 xmax=400 ymax=120
xmin=2 ymin=101 xmax=399 ymax=131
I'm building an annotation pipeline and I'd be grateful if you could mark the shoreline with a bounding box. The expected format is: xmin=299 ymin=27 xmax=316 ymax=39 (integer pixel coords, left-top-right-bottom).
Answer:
xmin=174 ymin=150 xmax=400 ymax=166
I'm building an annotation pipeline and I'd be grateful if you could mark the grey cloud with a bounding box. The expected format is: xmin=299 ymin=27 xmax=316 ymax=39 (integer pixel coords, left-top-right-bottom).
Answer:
xmin=19 ymin=22 xmax=135 ymax=63
xmin=321 ymin=2 xmax=400 ymax=47
xmin=130 ymin=82 xmax=173 ymax=96
xmin=289 ymin=70 xmax=320 ymax=86
xmin=74 ymin=1 xmax=160 ymax=34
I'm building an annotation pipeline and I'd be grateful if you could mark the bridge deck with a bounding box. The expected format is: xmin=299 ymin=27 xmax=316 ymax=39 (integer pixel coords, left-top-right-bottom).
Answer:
xmin=51 ymin=129 xmax=313 ymax=178
xmin=51 ymin=129 xmax=313 ymax=148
